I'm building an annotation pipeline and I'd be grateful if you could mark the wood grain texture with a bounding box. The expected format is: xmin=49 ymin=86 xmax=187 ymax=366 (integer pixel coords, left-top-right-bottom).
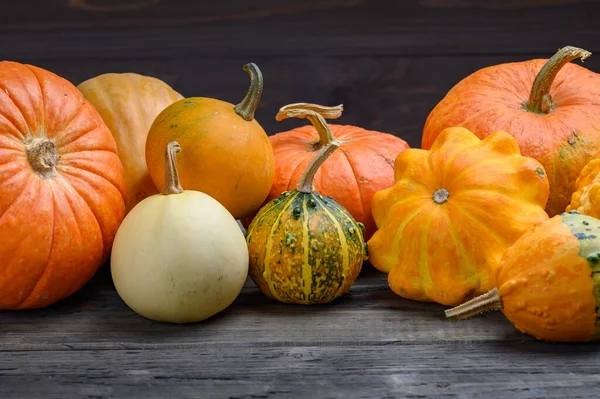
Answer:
xmin=2 ymin=267 xmax=600 ymax=398
xmin=13 ymin=55 xmax=600 ymax=148
xmin=2 ymin=344 xmax=600 ymax=399
xmin=1 ymin=0 xmax=599 ymax=59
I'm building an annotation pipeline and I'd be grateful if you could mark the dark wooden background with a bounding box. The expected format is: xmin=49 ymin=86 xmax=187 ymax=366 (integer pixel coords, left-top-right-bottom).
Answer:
xmin=3 ymin=0 xmax=600 ymax=148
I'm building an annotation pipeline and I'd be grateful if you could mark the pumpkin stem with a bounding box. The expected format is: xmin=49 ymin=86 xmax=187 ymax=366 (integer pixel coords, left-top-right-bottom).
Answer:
xmin=525 ymin=46 xmax=591 ymax=114
xmin=24 ymin=136 xmax=60 ymax=179
xmin=276 ymin=103 xmax=343 ymax=193
xmin=162 ymin=141 xmax=184 ymax=195
xmin=276 ymin=103 xmax=343 ymax=148
xmin=233 ymin=63 xmax=263 ymax=121
xmin=444 ymin=288 xmax=503 ymax=321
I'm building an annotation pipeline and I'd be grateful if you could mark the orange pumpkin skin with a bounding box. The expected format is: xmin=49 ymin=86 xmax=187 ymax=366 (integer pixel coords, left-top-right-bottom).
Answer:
xmin=254 ymin=124 xmax=408 ymax=240
xmin=0 ymin=61 xmax=126 ymax=310
xmin=495 ymin=212 xmax=600 ymax=342
xmin=422 ymin=48 xmax=600 ymax=217
xmin=145 ymin=64 xmax=274 ymax=220
xmin=566 ymin=159 xmax=600 ymax=219
xmin=77 ymin=73 xmax=183 ymax=213
xmin=368 ymin=127 xmax=550 ymax=306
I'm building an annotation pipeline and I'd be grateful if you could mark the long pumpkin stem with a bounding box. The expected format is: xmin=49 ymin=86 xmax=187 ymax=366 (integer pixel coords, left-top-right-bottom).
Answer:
xmin=276 ymin=103 xmax=343 ymax=148
xmin=444 ymin=288 xmax=503 ymax=321
xmin=276 ymin=103 xmax=343 ymax=193
xmin=526 ymin=46 xmax=591 ymax=114
xmin=234 ymin=63 xmax=263 ymax=121
xmin=162 ymin=141 xmax=184 ymax=195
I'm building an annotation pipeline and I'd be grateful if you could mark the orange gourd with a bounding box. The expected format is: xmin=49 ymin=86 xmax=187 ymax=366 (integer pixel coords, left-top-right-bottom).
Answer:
xmin=368 ymin=127 xmax=550 ymax=306
xmin=145 ymin=63 xmax=274 ymax=220
xmin=244 ymin=103 xmax=408 ymax=240
xmin=567 ymin=159 xmax=600 ymax=219
xmin=0 ymin=61 xmax=126 ymax=310
xmin=77 ymin=73 xmax=183 ymax=212
xmin=446 ymin=211 xmax=600 ymax=342
xmin=422 ymin=46 xmax=600 ymax=217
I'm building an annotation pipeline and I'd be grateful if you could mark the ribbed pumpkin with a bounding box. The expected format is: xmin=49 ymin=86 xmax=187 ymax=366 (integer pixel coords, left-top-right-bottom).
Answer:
xmin=243 ymin=103 xmax=409 ymax=240
xmin=145 ymin=63 xmax=274 ymax=220
xmin=77 ymin=73 xmax=183 ymax=212
xmin=567 ymin=159 xmax=600 ymax=219
xmin=246 ymin=103 xmax=368 ymax=304
xmin=446 ymin=211 xmax=600 ymax=342
xmin=368 ymin=127 xmax=550 ymax=306
xmin=422 ymin=46 xmax=600 ymax=217
xmin=0 ymin=61 xmax=126 ymax=310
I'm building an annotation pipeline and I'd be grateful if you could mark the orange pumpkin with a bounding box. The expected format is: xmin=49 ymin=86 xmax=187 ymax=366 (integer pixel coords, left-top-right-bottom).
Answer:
xmin=77 ymin=73 xmax=183 ymax=212
xmin=566 ymin=159 xmax=600 ymax=219
xmin=422 ymin=46 xmax=600 ymax=217
xmin=243 ymin=103 xmax=408 ymax=240
xmin=0 ymin=61 xmax=126 ymax=310
xmin=446 ymin=211 xmax=600 ymax=342
xmin=145 ymin=63 xmax=274 ymax=220
xmin=368 ymin=127 xmax=550 ymax=306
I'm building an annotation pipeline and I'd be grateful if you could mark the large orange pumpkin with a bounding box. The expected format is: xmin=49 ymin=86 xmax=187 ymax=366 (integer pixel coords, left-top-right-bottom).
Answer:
xmin=368 ymin=127 xmax=550 ymax=306
xmin=422 ymin=46 xmax=600 ymax=216
xmin=77 ymin=73 xmax=183 ymax=213
xmin=0 ymin=61 xmax=126 ymax=310
xmin=244 ymin=103 xmax=408 ymax=239
xmin=145 ymin=63 xmax=274 ymax=220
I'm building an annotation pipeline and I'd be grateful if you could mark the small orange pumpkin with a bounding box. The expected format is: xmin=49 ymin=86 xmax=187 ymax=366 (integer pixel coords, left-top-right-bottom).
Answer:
xmin=244 ymin=103 xmax=408 ymax=240
xmin=77 ymin=72 xmax=184 ymax=212
xmin=0 ymin=61 xmax=126 ymax=309
xmin=368 ymin=127 xmax=550 ymax=306
xmin=145 ymin=63 xmax=274 ymax=220
xmin=422 ymin=46 xmax=600 ymax=216
xmin=446 ymin=211 xmax=600 ymax=342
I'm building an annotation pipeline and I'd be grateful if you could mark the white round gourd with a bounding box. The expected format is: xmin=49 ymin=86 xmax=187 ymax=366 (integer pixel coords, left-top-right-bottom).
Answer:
xmin=110 ymin=142 xmax=249 ymax=323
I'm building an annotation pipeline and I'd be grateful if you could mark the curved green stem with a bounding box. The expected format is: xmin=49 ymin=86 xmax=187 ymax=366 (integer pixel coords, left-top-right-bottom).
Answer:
xmin=234 ymin=63 xmax=263 ymax=121
xmin=445 ymin=288 xmax=503 ymax=321
xmin=162 ymin=141 xmax=184 ymax=195
xmin=275 ymin=103 xmax=343 ymax=193
xmin=525 ymin=46 xmax=591 ymax=114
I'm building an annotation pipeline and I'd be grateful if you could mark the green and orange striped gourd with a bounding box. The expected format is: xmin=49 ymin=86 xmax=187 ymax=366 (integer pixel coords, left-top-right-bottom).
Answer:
xmin=246 ymin=103 xmax=368 ymax=304
xmin=446 ymin=211 xmax=600 ymax=342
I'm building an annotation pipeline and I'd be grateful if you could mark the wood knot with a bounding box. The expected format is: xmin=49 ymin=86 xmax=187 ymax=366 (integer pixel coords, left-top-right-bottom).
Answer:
xmin=25 ymin=137 xmax=59 ymax=178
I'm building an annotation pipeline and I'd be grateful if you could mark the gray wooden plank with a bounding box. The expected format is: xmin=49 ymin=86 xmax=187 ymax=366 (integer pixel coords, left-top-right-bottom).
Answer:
xmin=1 ymin=0 xmax=598 ymax=59
xmin=0 ymin=265 xmax=530 ymax=352
xmin=12 ymin=55 xmax=600 ymax=148
xmin=1 ymin=344 xmax=600 ymax=399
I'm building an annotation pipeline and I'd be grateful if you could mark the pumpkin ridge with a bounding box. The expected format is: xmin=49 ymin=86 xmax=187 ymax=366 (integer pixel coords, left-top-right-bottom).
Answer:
xmin=0 ymin=87 xmax=29 ymax=140
xmin=0 ymin=171 xmax=33 ymax=221
xmin=16 ymin=184 xmax=56 ymax=308
xmin=301 ymin=194 xmax=311 ymax=300
xmin=313 ymin=193 xmax=350 ymax=290
xmin=339 ymin=148 xmax=365 ymax=223
xmin=264 ymin=191 xmax=299 ymax=301
xmin=419 ymin=211 xmax=436 ymax=299
xmin=54 ymin=168 xmax=118 ymax=260
xmin=286 ymin=155 xmax=311 ymax=192
xmin=0 ymin=113 xmax=25 ymax=143
xmin=451 ymin=200 xmax=509 ymax=249
xmin=27 ymin=65 xmax=46 ymax=132
xmin=58 ymin=154 xmax=126 ymax=199
xmin=0 ymin=65 xmax=38 ymax=137
xmin=445 ymin=209 xmax=479 ymax=297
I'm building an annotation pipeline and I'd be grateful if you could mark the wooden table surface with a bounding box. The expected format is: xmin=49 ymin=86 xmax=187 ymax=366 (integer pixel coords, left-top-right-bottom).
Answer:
xmin=2 ymin=263 xmax=600 ymax=399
